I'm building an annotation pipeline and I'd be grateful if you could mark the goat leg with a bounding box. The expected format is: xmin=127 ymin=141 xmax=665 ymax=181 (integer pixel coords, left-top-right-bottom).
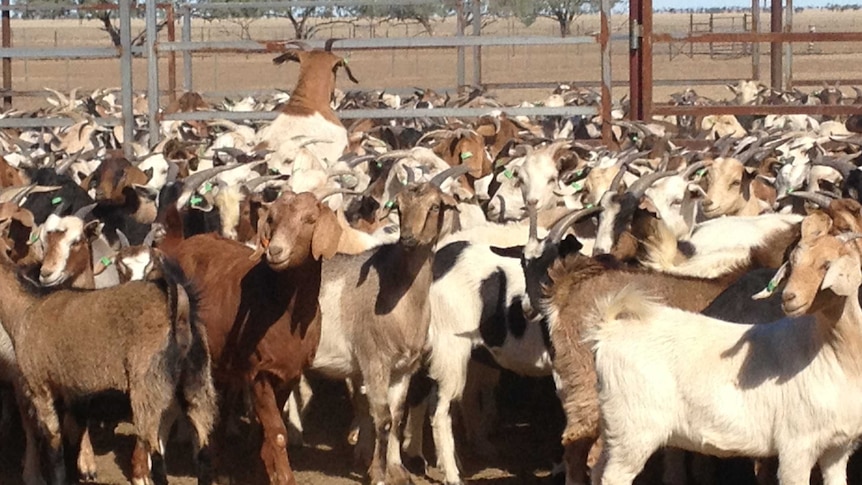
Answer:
xmin=251 ymin=376 xmax=296 ymax=485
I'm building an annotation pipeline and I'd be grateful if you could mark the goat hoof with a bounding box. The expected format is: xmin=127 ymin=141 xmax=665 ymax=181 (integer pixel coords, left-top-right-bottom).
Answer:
xmin=81 ymin=471 xmax=97 ymax=482
xmin=385 ymin=464 xmax=413 ymax=485
xmin=403 ymin=455 xmax=427 ymax=476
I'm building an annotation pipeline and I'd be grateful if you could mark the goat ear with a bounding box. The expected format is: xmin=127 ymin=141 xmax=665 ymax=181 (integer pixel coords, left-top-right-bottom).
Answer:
xmin=311 ymin=207 xmax=342 ymax=261
xmin=821 ymin=254 xmax=860 ymax=296
xmin=84 ymin=220 xmax=102 ymax=241
xmin=336 ymin=60 xmax=359 ymax=84
xmin=639 ymin=196 xmax=658 ymax=214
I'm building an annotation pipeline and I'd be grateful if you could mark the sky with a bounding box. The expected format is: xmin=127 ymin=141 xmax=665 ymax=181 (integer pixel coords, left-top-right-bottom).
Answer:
xmin=652 ymin=0 xmax=853 ymax=9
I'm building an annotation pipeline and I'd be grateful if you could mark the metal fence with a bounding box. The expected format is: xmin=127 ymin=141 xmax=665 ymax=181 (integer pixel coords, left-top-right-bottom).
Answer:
xmin=0 ymin=0 xmax=615 ymax=156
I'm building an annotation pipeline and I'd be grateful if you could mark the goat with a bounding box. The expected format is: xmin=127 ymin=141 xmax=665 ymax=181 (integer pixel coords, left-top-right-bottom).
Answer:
xmin=255 ymin=40 xmax=358 ymax=172
xmin=0 ymin=247 xmax=216 ymax=485
xmin=702 ymin=156 xmax=775 ymax=218
xmin=308 ymin=166 xmax=463 ymax=484
xmin=588 ymin=211 xmax=862 ymax=485
xmin=523 ymin=203 xmax=771 ymax=485
xmin=159 ymin=191 xmax=342 ymax=485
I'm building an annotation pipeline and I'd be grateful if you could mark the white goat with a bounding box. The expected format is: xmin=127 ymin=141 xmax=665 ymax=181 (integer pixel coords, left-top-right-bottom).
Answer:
xmin=588 ymin=212 xmax=862 ymax=485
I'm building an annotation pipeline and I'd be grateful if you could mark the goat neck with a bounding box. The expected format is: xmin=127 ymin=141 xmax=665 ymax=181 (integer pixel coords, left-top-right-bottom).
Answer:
xmin=283 ymin=52 xmax=342 ymax=127
xmin=0 ymin=255 xmax=39 ymax=338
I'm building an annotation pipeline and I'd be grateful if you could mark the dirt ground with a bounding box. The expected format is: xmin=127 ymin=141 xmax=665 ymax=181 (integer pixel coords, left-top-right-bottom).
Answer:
xmin=0 ymin=374 xmax=565 ymax=485
xmin=3 ymin=11 xmax=861 ymax=112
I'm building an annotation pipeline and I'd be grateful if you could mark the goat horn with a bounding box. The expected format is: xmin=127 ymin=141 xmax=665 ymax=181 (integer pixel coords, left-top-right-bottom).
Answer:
xmin=608 ymin=162 xmax=628 ymax=193
xmin=429 ymin=164 xmax=472 ymax=188
xmin=789 ymin=191 xmax=833 ymax=208
xmin=345 ymin=154 xmax=377 ymax=168
xmin=547 ymin=206 xmax=603 ymax=245
xmin=72 ymin=202 xmax=97 ymax=220
xmin=324 ymin=38 xmax=342 ymax=52
xmin=752 ymin=261 xmax=789 ymax=300
xmin=319 ymin=188 xmax=363 ymax=201
xmin=244 ymin=174 xmax=286 ymax=192
xmin=405 ymin=167 xmax=415 ymax=184
xmin=142 ymin=226 xmax=156 ymax=248
xmin=6 ymin=184 xmax=36 ymax=205
xmin=182 ymin=163 xmax=240 ymax=195
xmin=680 ymin=160 xmax=707 ymax=180
xmin=837 ymin=232 xmax=862 ymax=244
xmin=116 ymin=229 xmax=131 ymax=249
xmin=627 ymin=170 xmax=676 ymax=200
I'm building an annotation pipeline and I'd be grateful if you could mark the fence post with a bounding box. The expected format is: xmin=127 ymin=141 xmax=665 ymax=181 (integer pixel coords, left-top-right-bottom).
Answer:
xmin=770 ymin=0 xmax=783 ymax=91
xmin=784 ymin=0 xmax=793 ymax=89
xmin=752 ymin=0 xmax=760 ymax=81
xmin=455 ymin=0 xmax=465 ymax=89
xmin=119 ymin=0 xmax=134 ymax=159
xmin=2 ymin=0 xmax=11 ymax=110
xmin=471 ymin=0 xmax=481 ymax=87
xmin=183 ymin=5 xmax=193 ymax=92
xmin=146 ymin=0 xmax=160 ymax=148
xmin=166 ymin=3 xmax=176 ymax=102
xmin=600 ymin=0 xmax=612 ymax=144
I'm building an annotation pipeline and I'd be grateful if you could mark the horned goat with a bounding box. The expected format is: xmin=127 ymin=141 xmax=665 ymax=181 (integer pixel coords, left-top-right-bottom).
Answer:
xmin=588 ymin=211 xmax=862 ymax=485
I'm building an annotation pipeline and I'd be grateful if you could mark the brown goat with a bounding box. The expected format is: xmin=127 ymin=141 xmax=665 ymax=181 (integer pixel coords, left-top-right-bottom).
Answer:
xmin=159 ymin=191 xmax=342 ymax=485
xmin=81 ymin=152 xmax=149 ymax=206
xmin=541 ymin=253 xmax=744 ymax=485
xmin=0 ymin=249 xmax=215 ymax=485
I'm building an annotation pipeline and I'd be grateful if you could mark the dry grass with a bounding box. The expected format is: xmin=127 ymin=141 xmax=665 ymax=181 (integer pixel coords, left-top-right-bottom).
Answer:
xmin=4 ymin=11 xmax=862 ymax=111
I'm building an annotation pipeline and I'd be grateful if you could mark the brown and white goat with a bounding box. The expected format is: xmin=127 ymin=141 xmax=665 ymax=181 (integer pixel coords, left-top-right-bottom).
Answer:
xmin=310 ymin=169 xmax=461 ymax=484
xmin=256 ymin=41 xmax=359 ymax=171
xmin=159 ymin=191 xmax=342 ymax=485
xmin=702 ymin=156 xmax=776 ymax=218
xmin=0 ymin=247 xmax=216 ymax=485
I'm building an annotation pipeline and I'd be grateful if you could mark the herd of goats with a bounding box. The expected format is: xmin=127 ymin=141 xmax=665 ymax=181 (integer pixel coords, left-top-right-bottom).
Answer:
xmin=2 ymin=41 xmax=862 ymax=485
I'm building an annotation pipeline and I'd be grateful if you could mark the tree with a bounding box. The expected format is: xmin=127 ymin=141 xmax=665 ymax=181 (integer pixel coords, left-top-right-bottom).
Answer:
xmin=494 ymin=0 xmax=617 ymax=37
xmin=350 ymin=3 xmax=451 ymax=36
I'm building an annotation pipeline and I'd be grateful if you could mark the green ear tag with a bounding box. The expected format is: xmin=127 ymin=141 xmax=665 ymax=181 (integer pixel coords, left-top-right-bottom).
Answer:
xmin=574 ymin=168 xmax=584 ymax=177
xmin=585 ymin=203 xmax=595 ymax=209
xmin=696 ymin=168 xmax=707 ymax=177
xmin=787 ymin=188 xmax=794 ymax=194
xmin=100 ymin=256 xmax=112 ymax=267
xmin=269 ymin=168 xmax=279 ymax=175
xmin=460 ymin=151 xmax=473 ymax=161
xmin=29 ymin=233 xmax=39 ymax=243
xmin=189 ymin=195 xmax=203 ymax=206
xmin=766 ymin=280 xmax=777 ymax=292
xmin=570 ymin=181 xmax=583 ymax=192
xmin=385 ymin=200 xmax=395 ymax=209
xmin=203 ymin=182 xmax=213 ymax=194
xmin=51 ymin=196 xmax=63 ymax=205
xmin=503 ymin=169 xmax=513 ymax=179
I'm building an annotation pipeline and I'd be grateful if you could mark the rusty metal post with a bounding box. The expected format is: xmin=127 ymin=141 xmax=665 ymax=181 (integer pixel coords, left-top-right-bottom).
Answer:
xmin=600 ymin=0 xmax=612 ymax=144
xmin=752 ymin=0 xmax=760 ymax=81
xmin=455 ymin=0 xmax=465 ymax=89
xmin=471 ymin=0 xmax=481 ymax=87
xmin=146 ymin=0 xmax=159 ymax=148
xmin=2 ymin=0 xmax=10 ymax=110
xmin=629 ymin=0 xmax=643 ymax=120
xmin=166 ymin=3 xmax=176 ymax=102
xmin=642 ymin=0 xmax=653 ymax=120
xmin=770 ymin=0 xmax=782 ymax=91
xmin=120 ymin=0 xmax=134 ymax=159
xmin=784 ymin=0 xmax=792 ymax=89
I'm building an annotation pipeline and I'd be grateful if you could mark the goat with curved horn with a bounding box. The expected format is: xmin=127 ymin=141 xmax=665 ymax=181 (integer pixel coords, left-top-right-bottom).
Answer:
xmin=627 ymin=170 xmax=677 ymax=200
xmin=546 ymin=206 xmax=604 ymax=246
xmin=429 ymin=164 xmax=472 ymax=188
xmin=608 ymin=162 xmax=629 ymax=193
xmin=244 ymin=175 xmax=287 ymax=193
xmin=680 ymin=161 xmax=707 ymax=180
xmin=73 ymin=203 xmax=98 ymax=220
xmin=116 ymin=229 xmax=131 ymax=249
xmin=789 ymin=191 xmax=834 ymax=208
